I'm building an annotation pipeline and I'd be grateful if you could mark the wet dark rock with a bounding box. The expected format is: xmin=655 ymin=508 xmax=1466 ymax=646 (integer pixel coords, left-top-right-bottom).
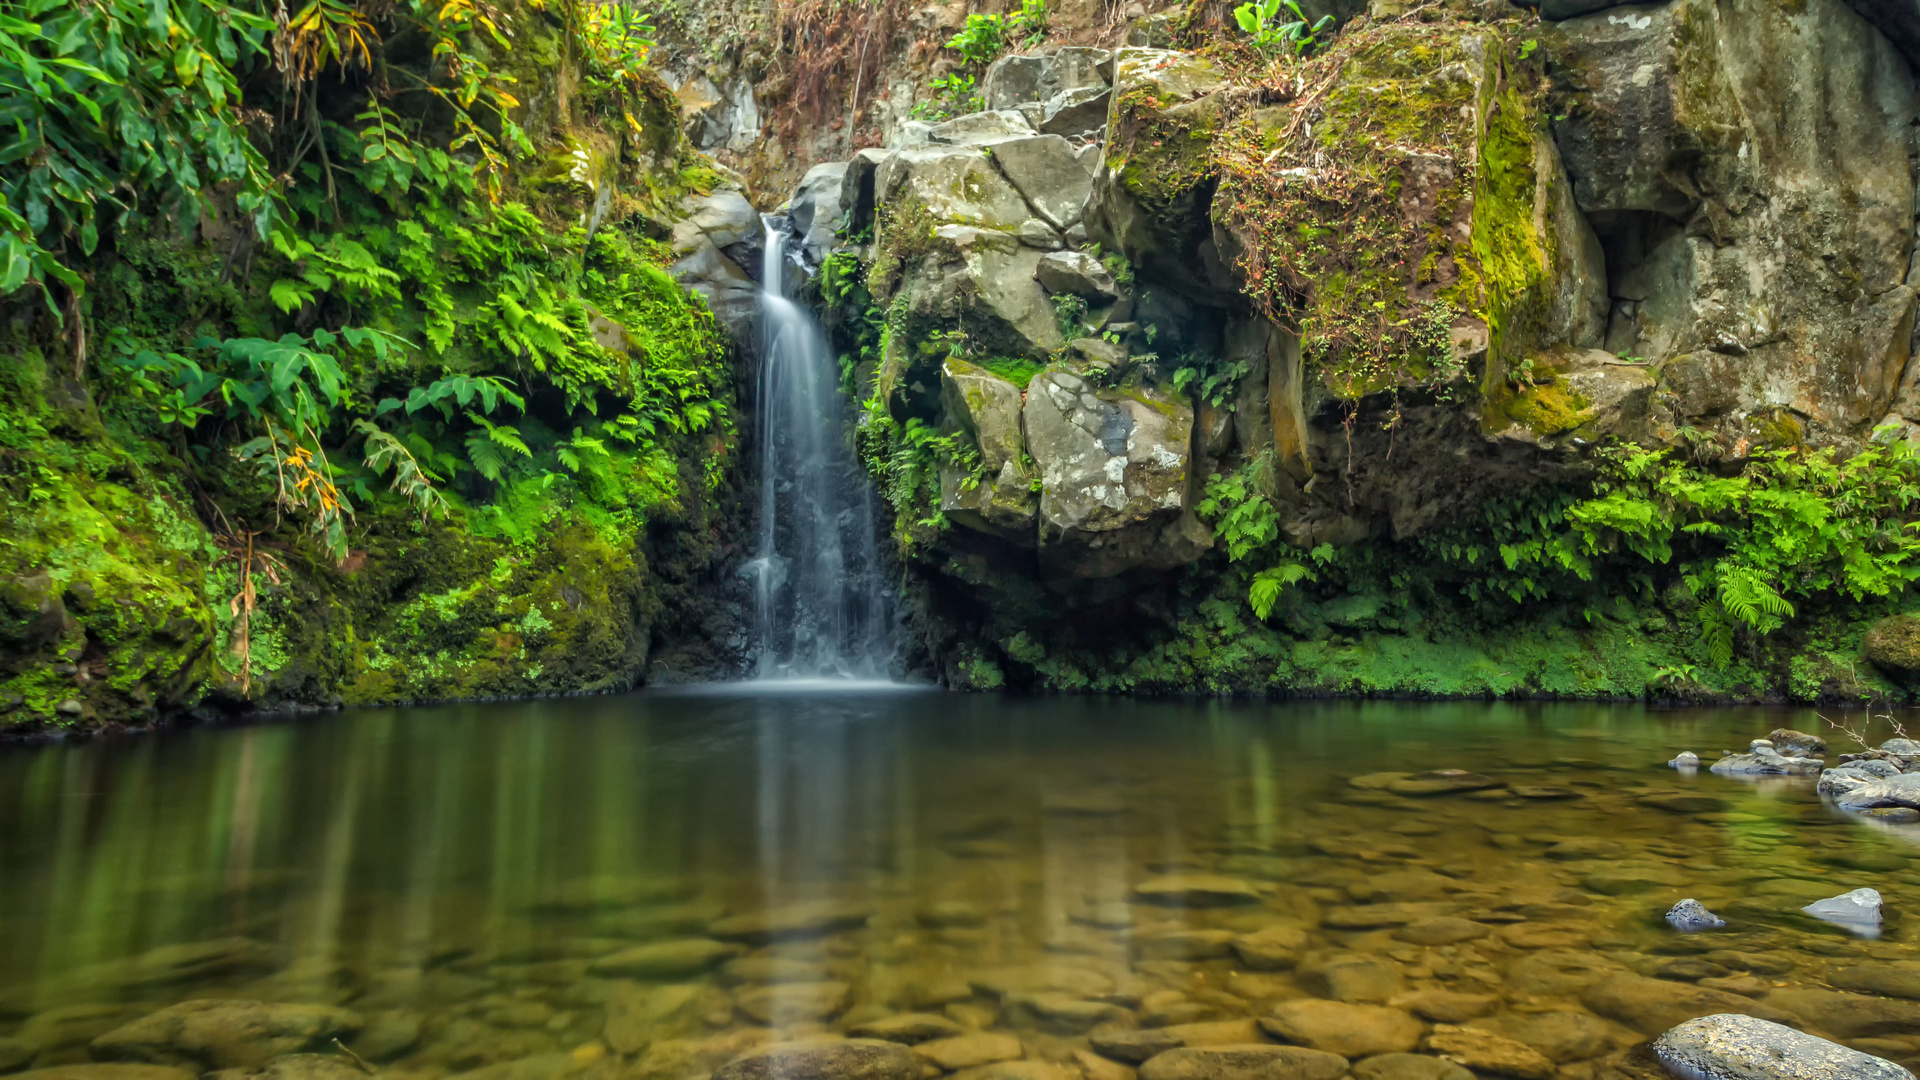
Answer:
xmin=710 ymin=1040 xmax=922 ymax=1080
xmin=90 ymin=1001 xmax=363 ymax=1070
xmin=1665 ymin=899 xmax=1727 ymax=932
xmin=1652 ymin=1013 xmax=1913 ymax=1079
xmin=0 ymin=1037 xmax=31 ymax=1072
xmin=1136 ymin=1045 xmax=1349 ymax=1080
xmin=1260 ymin=1000 xmax=1423 ymax=1058
xmin=1767 ymin=729 xmax=1828 ymax=758
xmin=1709 ymin=743 xmax=1823 ymax=776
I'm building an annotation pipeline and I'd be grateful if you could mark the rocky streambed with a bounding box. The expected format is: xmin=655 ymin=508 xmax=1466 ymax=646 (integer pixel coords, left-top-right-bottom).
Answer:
xmin=6 ymin=696 xmax=1920 ymax=1080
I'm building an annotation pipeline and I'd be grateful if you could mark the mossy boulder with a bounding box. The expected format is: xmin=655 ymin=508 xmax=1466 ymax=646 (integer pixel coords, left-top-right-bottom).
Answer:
xmin=1865 ymin=615 xmax=1920 ymax=675
xmin=1086 ymin=48 xmax=1229 ymax=300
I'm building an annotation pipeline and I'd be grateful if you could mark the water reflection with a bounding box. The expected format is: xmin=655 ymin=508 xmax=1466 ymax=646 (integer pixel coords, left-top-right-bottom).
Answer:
xmin=0 ymin=695 xmax=1916 ymax=1074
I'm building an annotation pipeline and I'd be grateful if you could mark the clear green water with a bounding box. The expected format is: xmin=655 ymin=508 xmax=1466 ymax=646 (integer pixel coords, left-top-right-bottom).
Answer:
xmin=1 ymin=691 xmax=1917 ymax=1078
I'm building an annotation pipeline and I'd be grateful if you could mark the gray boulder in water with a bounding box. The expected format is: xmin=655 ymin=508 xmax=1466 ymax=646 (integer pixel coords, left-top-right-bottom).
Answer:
xmin=1664 ymin=899 xmax=1726 ymax=932
xmin=1652 ymin=1013 xmax=1913 ymax=1079
xmin=1668 ymin=751 xmax=1699 ymax=768
xmin=1837 ymin=773 xmax=1920 ymax=811
xmin=1709 ymin=742 xmax=1822 ymax=775
xmin=1804 ymin=888 xmax=1884 ymax=931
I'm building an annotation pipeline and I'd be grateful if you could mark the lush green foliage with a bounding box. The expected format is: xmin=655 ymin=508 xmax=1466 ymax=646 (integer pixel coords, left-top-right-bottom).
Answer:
xmin=1171 ymin=352 xmax=1252 ymax=409
xmin=1232 ymin=0 xmax=1332 ymax=56
xmin=0 ymin=0 xmax=276 ymax=308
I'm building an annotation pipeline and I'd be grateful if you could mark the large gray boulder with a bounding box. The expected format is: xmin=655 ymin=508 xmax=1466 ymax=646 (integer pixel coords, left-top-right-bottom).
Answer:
xmin=670 ymin=188 xmax=762 ymax=343
xmin=930 ymin=110 xmax=1036 ymax=146
xmin=940 ymin=358 xmax=1038 ymax=539
xmin=981 ymin=47 xmax=1112 ymax=112
xmin=1035 ymin=251 xmax=1119 ymax=300
xmin=1542 ymin=0 xmax=1916 ymax=449
xmin=876 ymin=147 xmax=1033 ymax=231
xmin=990 ymin=135 xmax=1094 ymax=231
xmin=789 ymin=162 xmax=846 ymax=269
xmin=893 ymin=231 xmax=1065 ymax=359
xmin=1023 ymin=369 xmax=1211 ymax=577
xmin=1652 ymin=1014 xmax=1913 ymax=1079
xmin=1837 ymin=772 xmax=1920 ymax=811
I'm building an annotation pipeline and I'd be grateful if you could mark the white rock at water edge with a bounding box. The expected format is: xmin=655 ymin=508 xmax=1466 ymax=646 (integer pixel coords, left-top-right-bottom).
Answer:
xmin=1669 ymin=751 xmax=1699 ymax=768
xmin=1803 ymin=887 xmax=1883 ymax=932
xmin=1653 ymin=1013 xmax=1914 ymax=1079
xmin=1664 ymin=898 xmax=1726 ymax=932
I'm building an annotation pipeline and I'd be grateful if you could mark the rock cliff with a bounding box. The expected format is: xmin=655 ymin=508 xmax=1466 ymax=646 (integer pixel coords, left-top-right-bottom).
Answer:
xmin=730 ymin=0 xmax=1920 ymax=697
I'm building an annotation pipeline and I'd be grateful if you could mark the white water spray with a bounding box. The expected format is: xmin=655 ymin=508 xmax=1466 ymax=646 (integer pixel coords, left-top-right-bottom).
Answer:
xmin=745 ymin=218 xmax=893 ymax=679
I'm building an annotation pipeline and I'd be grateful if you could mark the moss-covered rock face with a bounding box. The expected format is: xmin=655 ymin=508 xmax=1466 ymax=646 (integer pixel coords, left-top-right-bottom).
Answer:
xmin=0 ymin=0 xmax=752 ymax=733
xmin=1865 ymin=615 xmax=1920 ymax=676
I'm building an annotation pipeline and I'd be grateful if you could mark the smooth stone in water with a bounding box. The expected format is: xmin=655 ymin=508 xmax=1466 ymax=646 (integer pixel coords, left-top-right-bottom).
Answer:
xmin=1132 ymin=875 xmax=1261 ymax=907
xmin=1091 ymin=1029 xmax=1183 ymax=1064
xmin=949 ymin=1064 xmax=1074 ymax=1080
xmin=90 ymin=1001 xmax=363 ymax=1070
xmin=1762 ymin=988 xmax=1920 ymax=1038
xmin=1390 ymin=991 xmax=1497 ymax=1024
xmin=1136 ymin=1045 xmax=1348 ymax=1080
xmin=1665 ymin=899 xmax=1727 ymax=932
xmin=1638 ymin=793 xmax=1727 ymax=814
xmin=589 ymin=938 xmax=738 ymax=978
xmin=1803 ymin=888 xmax=1883 ymax=933
xmin=734 ymin=980 xmax=852 ymax=1023
xmin=1581 ymin=973 xmax=1799 ymax=1036
xmin=1473 ymin=1011 xmax=1620 ymax=1064
xmin=1384 ymin=771 xmax=1504 ymax=796
xmin=1883 ymin=738 xmax=1920 ymax=756
xmin=1421 ymin=1026 xmax=1553 ymax=1080
xmin=1348 ymin=1055 xmax=1471 ymax=1080
xmin=1393 ymin=918 xmax=1488 ymax=946
xmin=1833 ymin=961 xmax=1920 ymax=1001
xmin=848 ymin=1014 xmax=966 ymax=1043
xmin=1767 ymin=729 xmax=1828 ymax=757
xmin=1651 ymin=1013 xmax=1915 ymax=1079
xmin=1581 ymin=863 xmax=1685 ymax=896
xmin=1837 ymin=774 xmax=1920 ymax=812
xmin=1134 ymin=929 xmax=1237 ymax=960
xmin=708 ymin=902 xmax=871 ymax=941
xmin=1230 ymin=925 xmax=1307 ymax=971
xmin=711 ymin=1040 xmax=922 ymax=1080
xmin=1261 ymin=1000 xmax=1422 ymax=1058
xmin=916 ymin=1033 xmax=1025 ymax=1070
xmin=1669 ymin=752 xmax=1700 ymax=769
xmin=1074 ymin=1050 xmax=1136 ymax=1080
xmin=10 ymin=1070 xmax=198 ymax=1080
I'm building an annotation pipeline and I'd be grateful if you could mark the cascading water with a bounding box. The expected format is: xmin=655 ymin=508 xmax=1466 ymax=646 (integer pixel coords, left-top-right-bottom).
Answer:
xmin=745 ymin=218 xmax=894 ymax=679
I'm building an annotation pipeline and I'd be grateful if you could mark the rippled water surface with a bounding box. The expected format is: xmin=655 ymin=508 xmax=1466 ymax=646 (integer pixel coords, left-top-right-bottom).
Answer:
xmin=3 ymin=692 xmax=1919 ymax=1078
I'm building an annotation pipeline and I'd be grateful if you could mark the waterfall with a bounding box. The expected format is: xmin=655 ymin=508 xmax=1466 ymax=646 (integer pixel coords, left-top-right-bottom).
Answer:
xmin=745 ymin=217 xmax=894 ymax=680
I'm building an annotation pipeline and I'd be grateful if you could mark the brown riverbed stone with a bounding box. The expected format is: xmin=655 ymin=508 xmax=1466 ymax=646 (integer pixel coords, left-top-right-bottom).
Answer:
xmin=1261 ymin=1001 xmax=1423 ymax=1058
xmin=1136 ymin=1045 xmax=1348 ymax=1080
